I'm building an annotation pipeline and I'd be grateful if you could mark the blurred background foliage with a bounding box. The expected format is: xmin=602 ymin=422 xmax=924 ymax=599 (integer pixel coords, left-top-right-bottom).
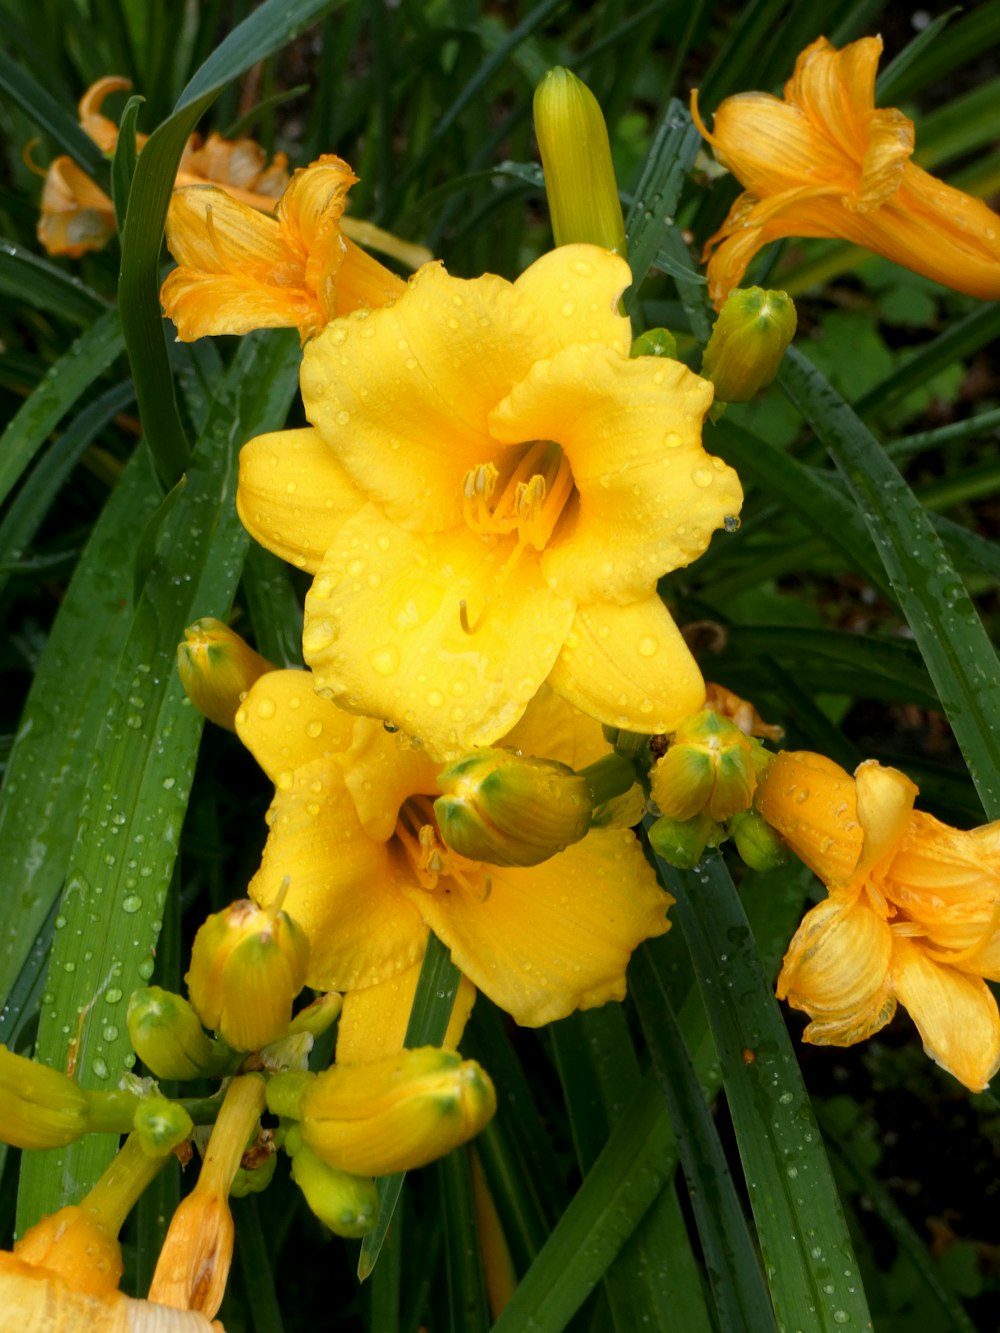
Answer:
xmin=0 ymin=0 xmax=999 ymax=1329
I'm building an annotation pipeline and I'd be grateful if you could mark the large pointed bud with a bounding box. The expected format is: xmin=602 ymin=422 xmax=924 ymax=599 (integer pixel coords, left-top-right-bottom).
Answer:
xmin=0 ymin=1044 xmax=91 ymax=1149
xmin=701 ymin=287 xmax=797 ymax=403
xmin=177 ymin=617 xmax=274 ymax=731
xmin=300 ymin=1047 xmax=496 ymax=1177
xmin=434 ymin=749 xmax=594 ymax=867
xmin=533 ymin=67 xmax=626 ymax=254
xmin=185 ymin=893 xmax=310 ymax=1052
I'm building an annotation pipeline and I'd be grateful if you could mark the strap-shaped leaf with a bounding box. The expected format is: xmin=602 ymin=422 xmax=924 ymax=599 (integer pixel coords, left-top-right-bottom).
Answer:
xmin=0 ymin=306 xmax=124 ymax=508
xmin=16 ymin=329 xmax=300 ymax=1230
xmin=624 ymin=99 xmax=702 ymax=302
xmin=0 ymin=48 xmax=107 ymax=179
xmin=662 ymin=849 xmax=872 ymax=1332
xmin=0 ymin=239 xmax=109 ymax=325
xmin=780 ymin=347 xmax=1000 ymax=819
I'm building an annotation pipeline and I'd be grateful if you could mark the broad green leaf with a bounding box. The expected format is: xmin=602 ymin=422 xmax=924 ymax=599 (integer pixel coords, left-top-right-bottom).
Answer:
xmin=663 ymin=849 xmax=872 ymax=1332
xmin=16 ymin=329 xmax=301 ymax=1230
xmin=0 ymin=307 xmax=124 ymax=508
xmin=0 ymin=48 xmax=107 ymax=179
xmin=780 ymin=347 xmax=1000 ymax=819
xmin=0 ymin=239 xmax=109 ymax=325
xmin=438 ymin=1149 xmax=490 ymax=1332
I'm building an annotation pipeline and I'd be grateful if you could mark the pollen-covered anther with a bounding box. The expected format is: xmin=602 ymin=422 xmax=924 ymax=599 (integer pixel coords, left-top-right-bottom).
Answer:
xmin=462 ymin=442 xmax=574 ymax=551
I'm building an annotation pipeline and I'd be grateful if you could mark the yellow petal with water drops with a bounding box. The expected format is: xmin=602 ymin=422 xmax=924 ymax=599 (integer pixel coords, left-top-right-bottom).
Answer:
xmin=891 ymin=935 xmax=1000 ymax=1092
xmin=777 ymin=895 xmax=895 ymax=1046
xmin=335 ymin=960 xmax=476 ymax=1063
xmin=342 ymin=717 xmax=442 ymax=841
xmin=511 ymin=243 xmax=632 ymax=356
xmin=235 ymin=669 xmax=355 ymax=782
xmin=547 ymin=595 xmax=704 ymax=735
xmin=162 ymin=186 xmax=315 ymax=339
xmin=755 ymin=750 xmax=863 ymax=887
xmin=404 ymin=829 xmax=671 ymax=1027
xmin=499 ymin=682 xmax=611 ymax=772
xmin=237 ymin=427 xmax=365 ymax=575
xmin=854 ymin=108 xmax=914 ymax=210
xmin=489 ymin=343 xmax=735 ymax=605
xmin=304 ymin=507 xmax=575 ymax=760
xmin=248 ymin=756 xmax=427 ymax=991
xmin=853 ymin=758 xmax=917 ymax=882
xmin=299 ymin=262 xmax=578 ymax=533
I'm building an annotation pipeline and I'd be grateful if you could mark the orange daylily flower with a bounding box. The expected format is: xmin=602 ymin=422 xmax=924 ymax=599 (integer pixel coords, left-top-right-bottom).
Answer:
xmin=692 ymin=36 xmax=1000 ymax=307
xmin=37 ymin=77 xmax=289 ymax=258
xmin=160 ymin=156 xmax=406 ymax=343
xmin=757 ymin=750 xmax=1000 ymax=1091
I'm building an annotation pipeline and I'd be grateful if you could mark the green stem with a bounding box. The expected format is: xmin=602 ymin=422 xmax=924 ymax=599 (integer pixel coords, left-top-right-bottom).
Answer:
xmin=84 ymin=1132 xmax=169 ymax=1233
xmin=580 ymin=752 xmax=637 ymax=805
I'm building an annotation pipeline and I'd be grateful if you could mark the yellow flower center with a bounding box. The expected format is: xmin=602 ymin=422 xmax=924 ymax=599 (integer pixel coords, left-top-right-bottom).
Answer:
xmin=462 ymin=441 xmax=575 ymax=552
xmin=395 ymin=795 xmax=491 ymax=900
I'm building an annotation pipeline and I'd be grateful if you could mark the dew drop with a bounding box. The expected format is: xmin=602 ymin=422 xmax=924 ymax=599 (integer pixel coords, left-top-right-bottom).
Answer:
xmin=370 ymin=645 xmax=401 ymax=676
xmin=637 ymin=635 xmax=658 ymax=657
xmin=692 ymin=467 xmax=713 ymax=487
xmin=122 ymin=895 xmax=142 ymax=914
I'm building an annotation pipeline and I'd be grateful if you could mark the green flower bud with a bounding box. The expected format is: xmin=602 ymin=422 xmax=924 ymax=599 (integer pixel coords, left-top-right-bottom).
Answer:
xmin=0 ymin=1044 xmax=91 ymax=1149
xmin=177 ymin=617 xmax=275 ymax=731
xmin=435 ymin=748 xmax=594 ymax=868
xmin=132 ymin=1095 xmax=194 ymax=1157
xmin=701 ymin=288 xmax=797 ymax=403
xmin=630 ymin=328 xmax=677 ymax=360
xmin=647 ymin=811 xmax=719 ymax=870
xmin=186 ymin=896 xmax=310 ymax=1052
xmin=728 ymin=809 xmax=790 ymax=871
xmin=287 ymin=991 xmax=343 ymax=1039
xmin=651 ymin=710 xmax=758 ymax=823
xmin=127 ymin=986 xmax=232 ymax=1081
xmin=533 ymin=67 xmax=626 ymax=254
xmin=289 ymin=1142 xmax=379 ymax=1238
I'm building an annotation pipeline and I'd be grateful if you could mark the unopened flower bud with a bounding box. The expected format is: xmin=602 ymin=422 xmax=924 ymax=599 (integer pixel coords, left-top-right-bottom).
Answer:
xmin=701 ymin=287 xmax=797 ymax=403
xmin=0 ymin=1044 xmax=90 ymax=1149
xmin=435 ymin=749 xmax=593 ymax=868
xmin=288 ymin=1140 xmax=379 ymax=1237
xmin=127 ymin=986 xmax=232 ymax=1080
xmin=133 ymin=1095 xmax=194 ymax=1157
xmin=287 ymin=990 xmax=343 ymax=1039
xmin=266 ymin=1070 xmax=315 ymax=1121
xmin=728 ymin=809 xmax=790 ymax=871
xmin=647 ymin=810 xmax=719 ymax=870
xmin=533 ymin=67 xmax=626 ymax=254
xmin=230 ymin=1143 xmax=278 ymax=1197
xmin=186 ymin=894 xmax=310 ymax=1052
xmin=651 ymin=710 xmax=758 ymax=822
xmin=630 ymin=328 xmax=677 ymax=360
xmin=177 ymin=617 xmax=274 ymax=731
xmin=301 ymin=1047 xmax=496 ymax=1177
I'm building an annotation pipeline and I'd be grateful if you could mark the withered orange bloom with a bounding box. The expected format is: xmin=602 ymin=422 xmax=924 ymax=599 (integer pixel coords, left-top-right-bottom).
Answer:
xmin=757 ymin=751 xmax=1000 ymax=1092
xmin=38 ymin=77 xmax=289 ymax=259
xmin=693 ymin=36 xmax=1000 ymax=307
xmin=161 ymin=156 xmax=406 ymax=343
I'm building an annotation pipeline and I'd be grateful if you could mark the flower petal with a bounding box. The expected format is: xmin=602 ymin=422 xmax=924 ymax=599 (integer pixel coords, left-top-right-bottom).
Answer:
xmin=853 ymin=758 xmax=917 ymax=881
xmin=299 ymin=246 xmax=631 ymax=534
xmin=402 ymin=829 xmax=671 ymax=1026
xmin=777 ymin=895 xmax=895 ymax=1045
xmin=785 ymin=36 xmax=882 ymax=152
xmin=335 ymin=960 xmax=476 ymax=1063
xmin=891 ymin=935 xmax=1000 ymax=1091
xmin=248 ymin=757 xmax=427 ymax=991
xmin=235 ymin=670 xmax=355 ymax=782
xmin=499 ymin=682 xmax=611 ymax=771
xmin=304 ymin=507 xmax=574 ymax=759
xmin=342 ymin=717 xmax=443 ymax=840
xmin=237 ymin=427 xmax=365 ymax=574
xmin=489 ymin=344 xmax=738 ymax=605
xmin=547 ymin=595 xmax=705 ymax=734
xmin=709 ymin=92 xmax=843 ymax=195
xmin=162 ymin=186 xmax=316 ymax=339
xmin=755 ymin=750 xmax=863 ymax=886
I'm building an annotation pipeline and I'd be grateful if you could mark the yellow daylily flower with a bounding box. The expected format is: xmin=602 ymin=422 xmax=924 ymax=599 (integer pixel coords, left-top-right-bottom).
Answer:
xmin=757 ymin=751 xmax=1000 ymax=1091
xmin=37 ymin=77 xmax=289 ymax=259
xmin=234 ymin=669 xmax=672 ymax=1028
xmin=237 ymin=244 xmax=742 ymax=758
xmin=692 ymin=36 xmax=1000 ymax=307
xmin=161 ymin=156 xmax=407 ymax=343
